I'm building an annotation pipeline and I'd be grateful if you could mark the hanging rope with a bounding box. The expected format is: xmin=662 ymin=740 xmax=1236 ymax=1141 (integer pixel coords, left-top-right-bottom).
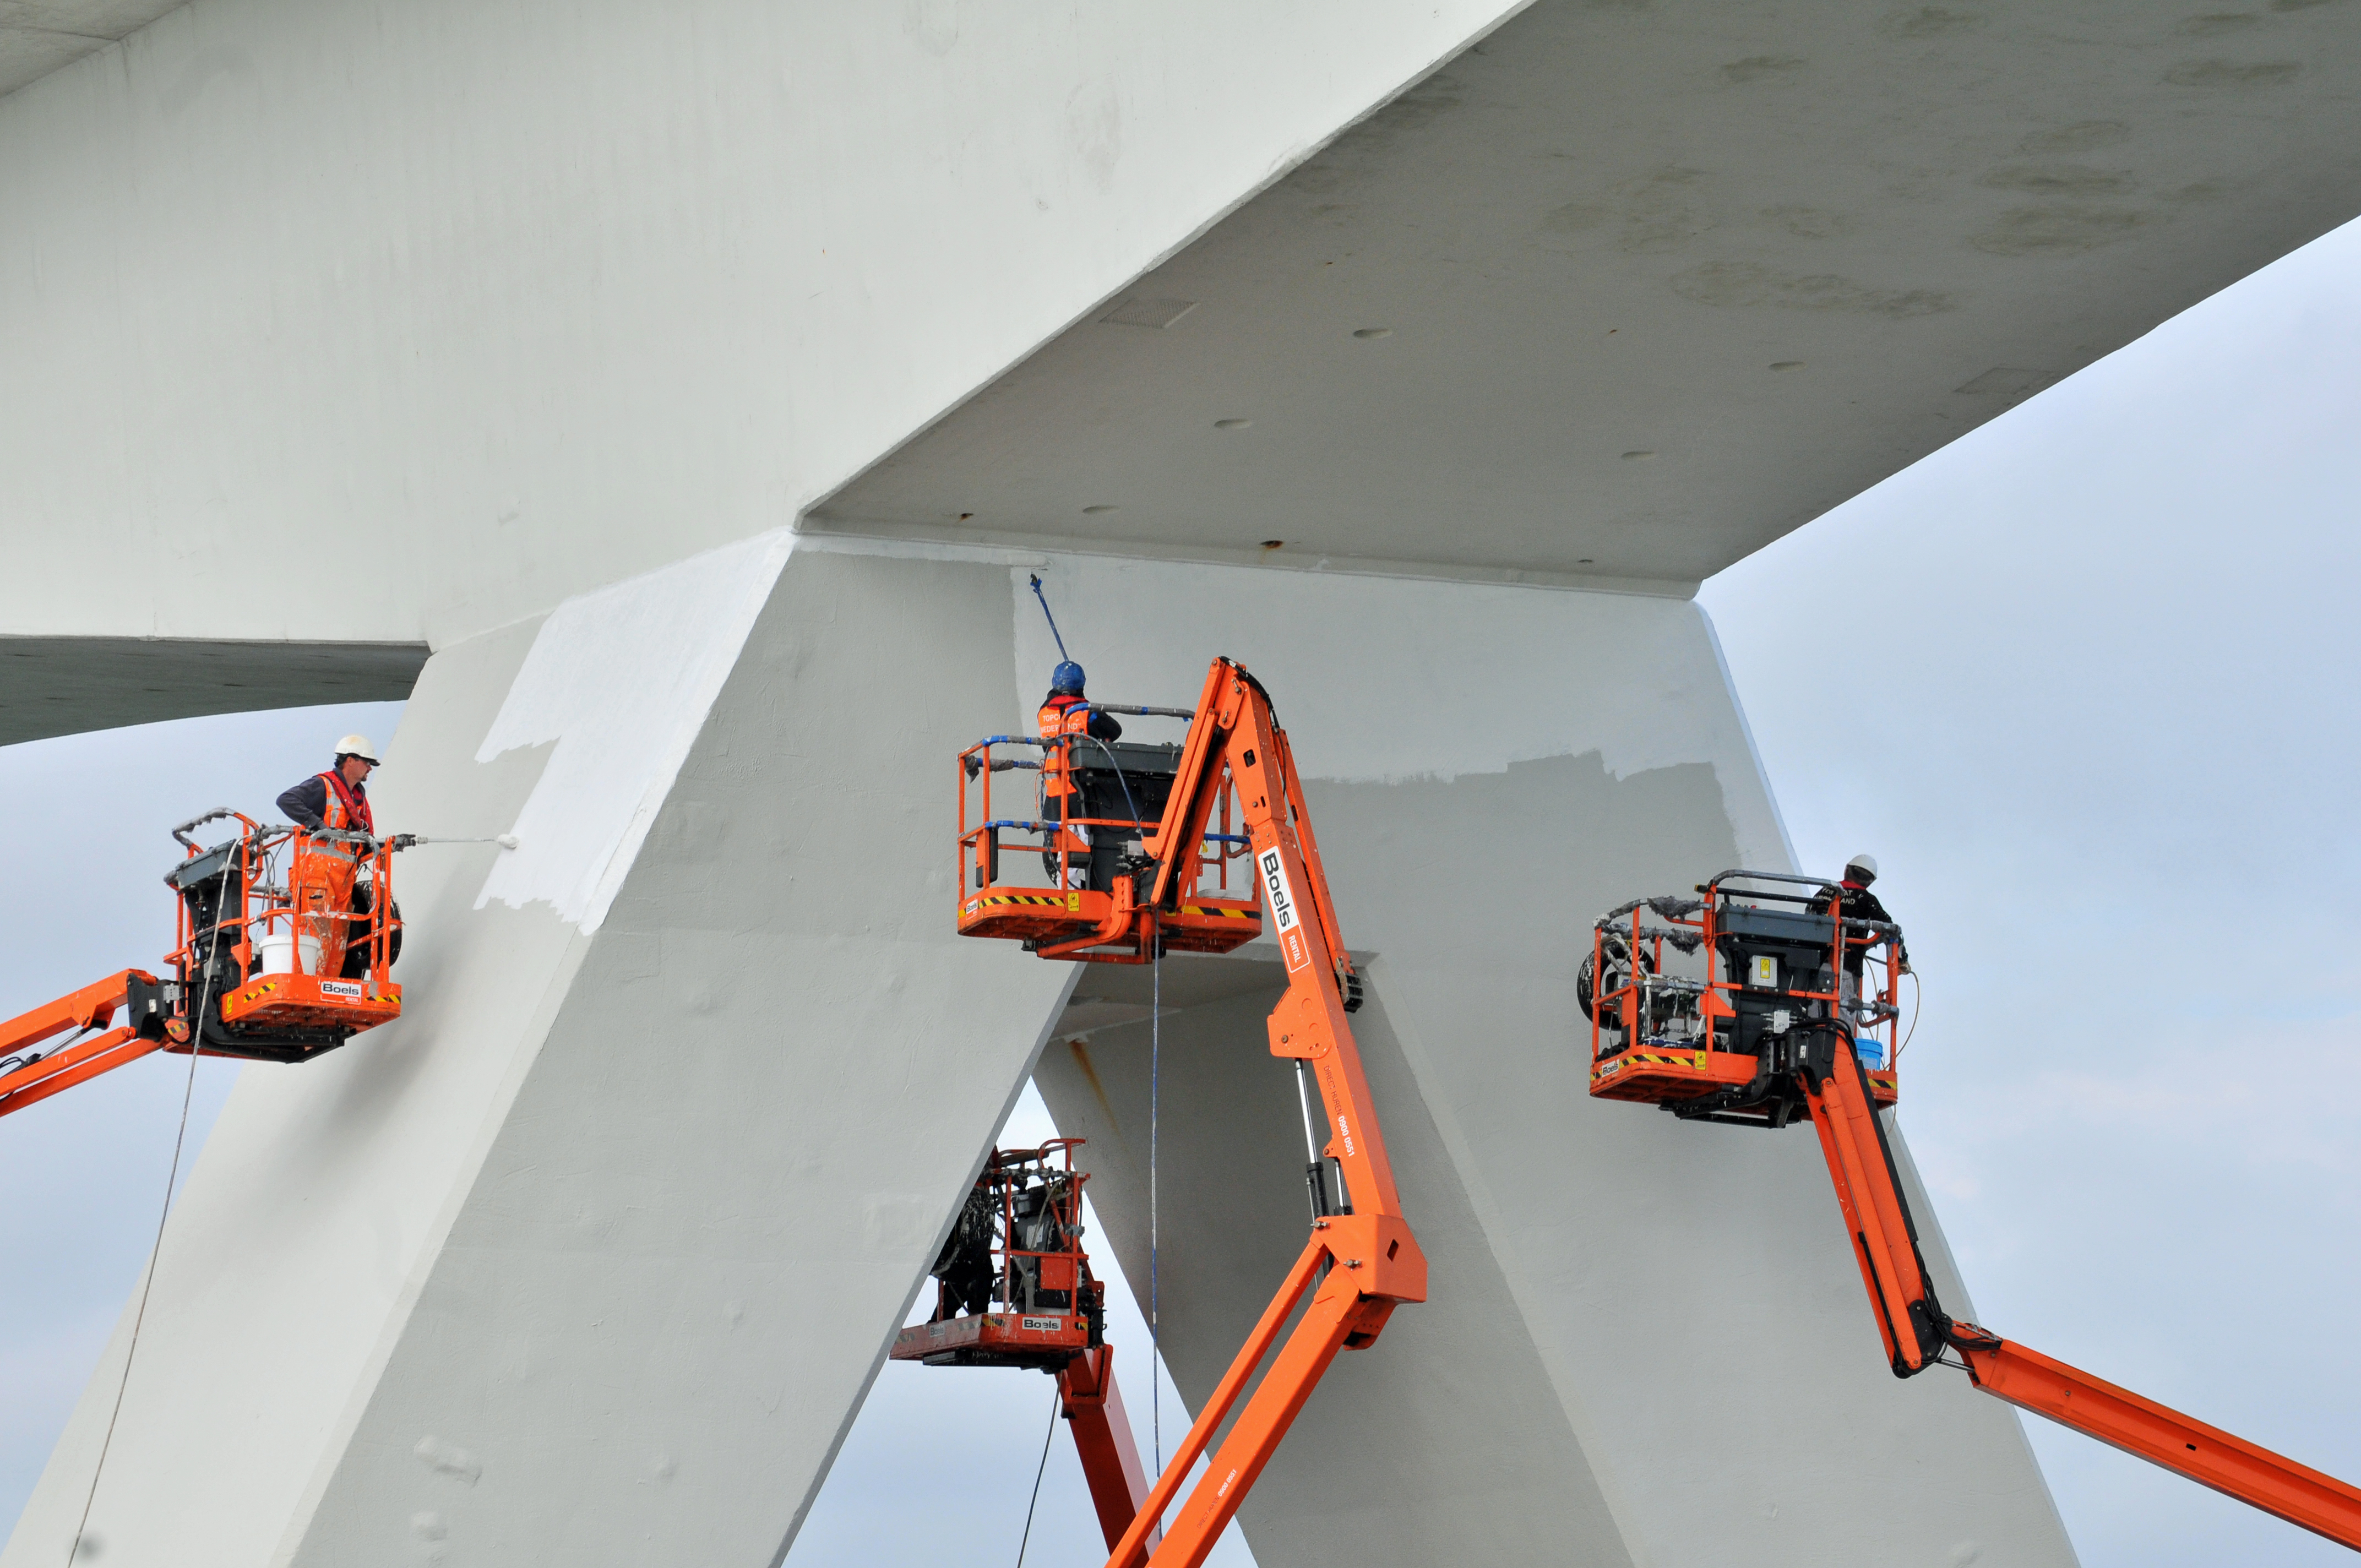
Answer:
xmin=67 ymin=874 xmax=231 ymax=1565
xmin=1149 ymin=940 xmax=1162 ymax=1479
xmin=1012 ymin=1380 xmax=1061 ymax=1567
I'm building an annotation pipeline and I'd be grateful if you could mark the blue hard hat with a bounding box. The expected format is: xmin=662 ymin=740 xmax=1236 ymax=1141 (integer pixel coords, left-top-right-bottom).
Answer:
xmin=1051 ymin=661 xmax=1086 ymax=695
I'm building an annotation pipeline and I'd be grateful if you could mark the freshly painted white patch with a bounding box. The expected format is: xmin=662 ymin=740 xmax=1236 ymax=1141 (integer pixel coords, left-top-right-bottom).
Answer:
xmin=474 ymin=531 xmax=794 ymax=930
xmin=1008 ymin=554 xmax=1792 ymax=869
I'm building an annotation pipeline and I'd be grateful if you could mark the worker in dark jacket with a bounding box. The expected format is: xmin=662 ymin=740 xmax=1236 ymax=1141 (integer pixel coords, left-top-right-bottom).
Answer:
xmin=1827 ymin=852 xmax=1908 ymax=1028
xmin=1038 ymin=662 xmax=1120 ymax=885
xmin=278 ymin=734 xmax=378 ymax=835
xmin=276 ymin=736 xmax=380 ymax=976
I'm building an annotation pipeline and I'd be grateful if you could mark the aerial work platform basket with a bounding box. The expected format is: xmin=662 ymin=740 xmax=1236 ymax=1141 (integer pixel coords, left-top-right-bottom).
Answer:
xmin=892 ymin=1140 xmax=1105 ymax=1371
xmin=895 ymin=1138 xmax=1155 ymax=1551
xmin=0 ymin=808 xmax=406 ymax=1121
xmin=1581 ymin=869 xmax=1900 ymax=1121
xmin=162 ymin=809 xmax=404 ymax=1059
xmin=957 ymin=715 xmax=1261 ymax=962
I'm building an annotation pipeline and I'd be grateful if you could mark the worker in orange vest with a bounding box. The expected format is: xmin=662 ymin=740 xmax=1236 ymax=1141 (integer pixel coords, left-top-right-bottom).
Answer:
xmin=1038 ymin=662 xmax=1121 ymax=886
xmin=275 ymin=736 xmax=380 ymax=977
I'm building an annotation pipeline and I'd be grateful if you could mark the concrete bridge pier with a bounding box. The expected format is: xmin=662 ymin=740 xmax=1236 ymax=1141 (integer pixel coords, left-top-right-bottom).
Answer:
xmin=8 ymin=539 xmax=2071 ymax=1566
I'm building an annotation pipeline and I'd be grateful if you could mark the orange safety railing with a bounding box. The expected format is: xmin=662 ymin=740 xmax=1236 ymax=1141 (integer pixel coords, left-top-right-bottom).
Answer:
xmin=955 ymin=704 xmax=1259 ymax=963
xmin=0 ymin=809 xmax=407 ymax=1120
xmin=1584 ymin=869 xmax=1905 ymax=1116
xmin=161 ymin=808 xmax=404 ymax=1058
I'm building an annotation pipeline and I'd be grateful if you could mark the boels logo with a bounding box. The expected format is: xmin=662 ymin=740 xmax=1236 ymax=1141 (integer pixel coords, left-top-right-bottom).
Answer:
xmin=1259 ymin=848 xmax=1312 ymax=973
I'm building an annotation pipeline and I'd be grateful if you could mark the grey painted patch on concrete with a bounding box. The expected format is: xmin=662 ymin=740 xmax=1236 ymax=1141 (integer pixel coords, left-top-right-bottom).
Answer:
xmin=0 ymin=637 xmax=428 ymax=748
xmin=2179 ymin=12 xmax=2266 ymax=36
xmin=1304 ymin=750 xmax=1741 ymax=974
xmin=2020 ymin=118 xmax=2133 ymax=154
xmin=1761 ymin=203 xmax=1857 ymax=239
xmin=1668 ymin=260 xmax=1955 ymax=317
xmin=1720 ymin=54 xmax=1808 ymax=84
xmin=2163 ymin=57 xmax=2303 ymax=86
xmin=1979 ymin=164 xmax=2139 ymax=197
xmin=1971 ymin=205 xmax=2152 ymax=256
xmin=1883 ymin=6 xmax=1989 ymax=38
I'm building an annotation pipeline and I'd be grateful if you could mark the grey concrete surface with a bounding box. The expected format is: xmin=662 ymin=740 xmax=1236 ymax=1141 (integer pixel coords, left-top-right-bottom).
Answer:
xmin=815 ymin=0 xmax=2361 ymax=590
xmin=0 ymin=636 xmax=427 ymax=747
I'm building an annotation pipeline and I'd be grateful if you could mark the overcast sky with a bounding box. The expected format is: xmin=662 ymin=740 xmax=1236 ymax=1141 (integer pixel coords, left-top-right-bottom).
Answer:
xmin=6 ymin=216 xmax=2358 ymax=1564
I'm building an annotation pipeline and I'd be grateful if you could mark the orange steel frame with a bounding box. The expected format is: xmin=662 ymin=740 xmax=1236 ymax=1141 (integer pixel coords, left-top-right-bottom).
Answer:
xmin=1588 ymin=873 xmax=2361 ymax=1553
xmin=0 ymin=970 xmax=176 ymax=1121
xmin=0 ymin=811 xmax=404 ymax=1122
xmin=958 ymin=658 xmax=1426 ymax=1568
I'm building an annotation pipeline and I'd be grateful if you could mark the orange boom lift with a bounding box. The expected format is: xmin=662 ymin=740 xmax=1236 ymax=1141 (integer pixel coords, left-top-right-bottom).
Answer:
xmin=891 ymin=1140 xmax=1152 ymax=1550
xmin=1584 ymin=869 xmax=2361 ymax=1554
xmin=0 ymin=808 xmax=407 ymax=1121
xmin=958 ymin=657 xmax=1424 ymax=1567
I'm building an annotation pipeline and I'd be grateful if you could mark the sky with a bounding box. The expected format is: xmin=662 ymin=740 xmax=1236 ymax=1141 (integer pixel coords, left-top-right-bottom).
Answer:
xmin=4 ymin=217 xmax=2359 ymax=1562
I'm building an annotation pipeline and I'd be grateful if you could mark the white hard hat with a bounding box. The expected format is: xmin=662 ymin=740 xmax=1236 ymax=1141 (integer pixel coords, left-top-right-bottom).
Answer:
xmin=1846 ymin=852 xmax=1878 ymax=879
xmin=335 ymin=734 xmax=380 ymax=764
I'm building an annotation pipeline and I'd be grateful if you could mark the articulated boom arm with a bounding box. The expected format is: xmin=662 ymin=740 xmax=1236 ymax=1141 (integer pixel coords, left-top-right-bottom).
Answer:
xmin=0 ymin=971 xmax=179 ymax=1121
xmin=1803 ymin=1040 xmax=2361 ymax=1552
xmin=1095 ymin=658 xmax=1426 ymax=1568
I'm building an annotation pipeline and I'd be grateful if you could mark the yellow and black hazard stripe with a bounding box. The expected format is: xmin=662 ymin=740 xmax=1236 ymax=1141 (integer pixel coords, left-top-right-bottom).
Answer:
xmin=1178 ymin=905 xmax=1259 ymax=921
xmin=971 ymin=892 xmax=1082 ymax=911
xmin=1591 ymin=1049 xmax=1712 ymax=1079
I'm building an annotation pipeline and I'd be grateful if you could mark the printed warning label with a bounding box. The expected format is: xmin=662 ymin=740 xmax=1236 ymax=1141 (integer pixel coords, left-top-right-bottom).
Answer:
xmin=1259 ymin=848 xmax=1312 ymax=972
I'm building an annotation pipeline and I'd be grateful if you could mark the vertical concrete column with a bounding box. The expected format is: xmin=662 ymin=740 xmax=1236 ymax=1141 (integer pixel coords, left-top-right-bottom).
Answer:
xmin=7 ymin=542 xmax=1073 ymax=1566
xmin=1020 ymin=553 xmax=2076 ymax=1567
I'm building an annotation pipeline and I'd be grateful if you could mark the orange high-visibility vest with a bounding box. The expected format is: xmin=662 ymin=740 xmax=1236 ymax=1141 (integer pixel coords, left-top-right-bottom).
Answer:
xmin=1037 ymin=696 xmax=1097 ymax=862
xmin=319 ymin=769 xmax=375 ymax=835
xmin=1037 ymin=696 xmax=1095 ymax=804
xmin=293 ymin=771 xmax=373 ymax=976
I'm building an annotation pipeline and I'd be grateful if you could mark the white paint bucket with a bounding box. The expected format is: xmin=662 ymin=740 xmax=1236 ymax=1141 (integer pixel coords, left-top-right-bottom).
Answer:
xmin=257 ymin=929 xmax=321 ymax=975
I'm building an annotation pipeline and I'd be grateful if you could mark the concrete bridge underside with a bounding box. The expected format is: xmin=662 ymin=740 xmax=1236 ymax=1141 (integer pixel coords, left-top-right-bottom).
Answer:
xmin=1 ymin=0 xmax=2356 ymax=1563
